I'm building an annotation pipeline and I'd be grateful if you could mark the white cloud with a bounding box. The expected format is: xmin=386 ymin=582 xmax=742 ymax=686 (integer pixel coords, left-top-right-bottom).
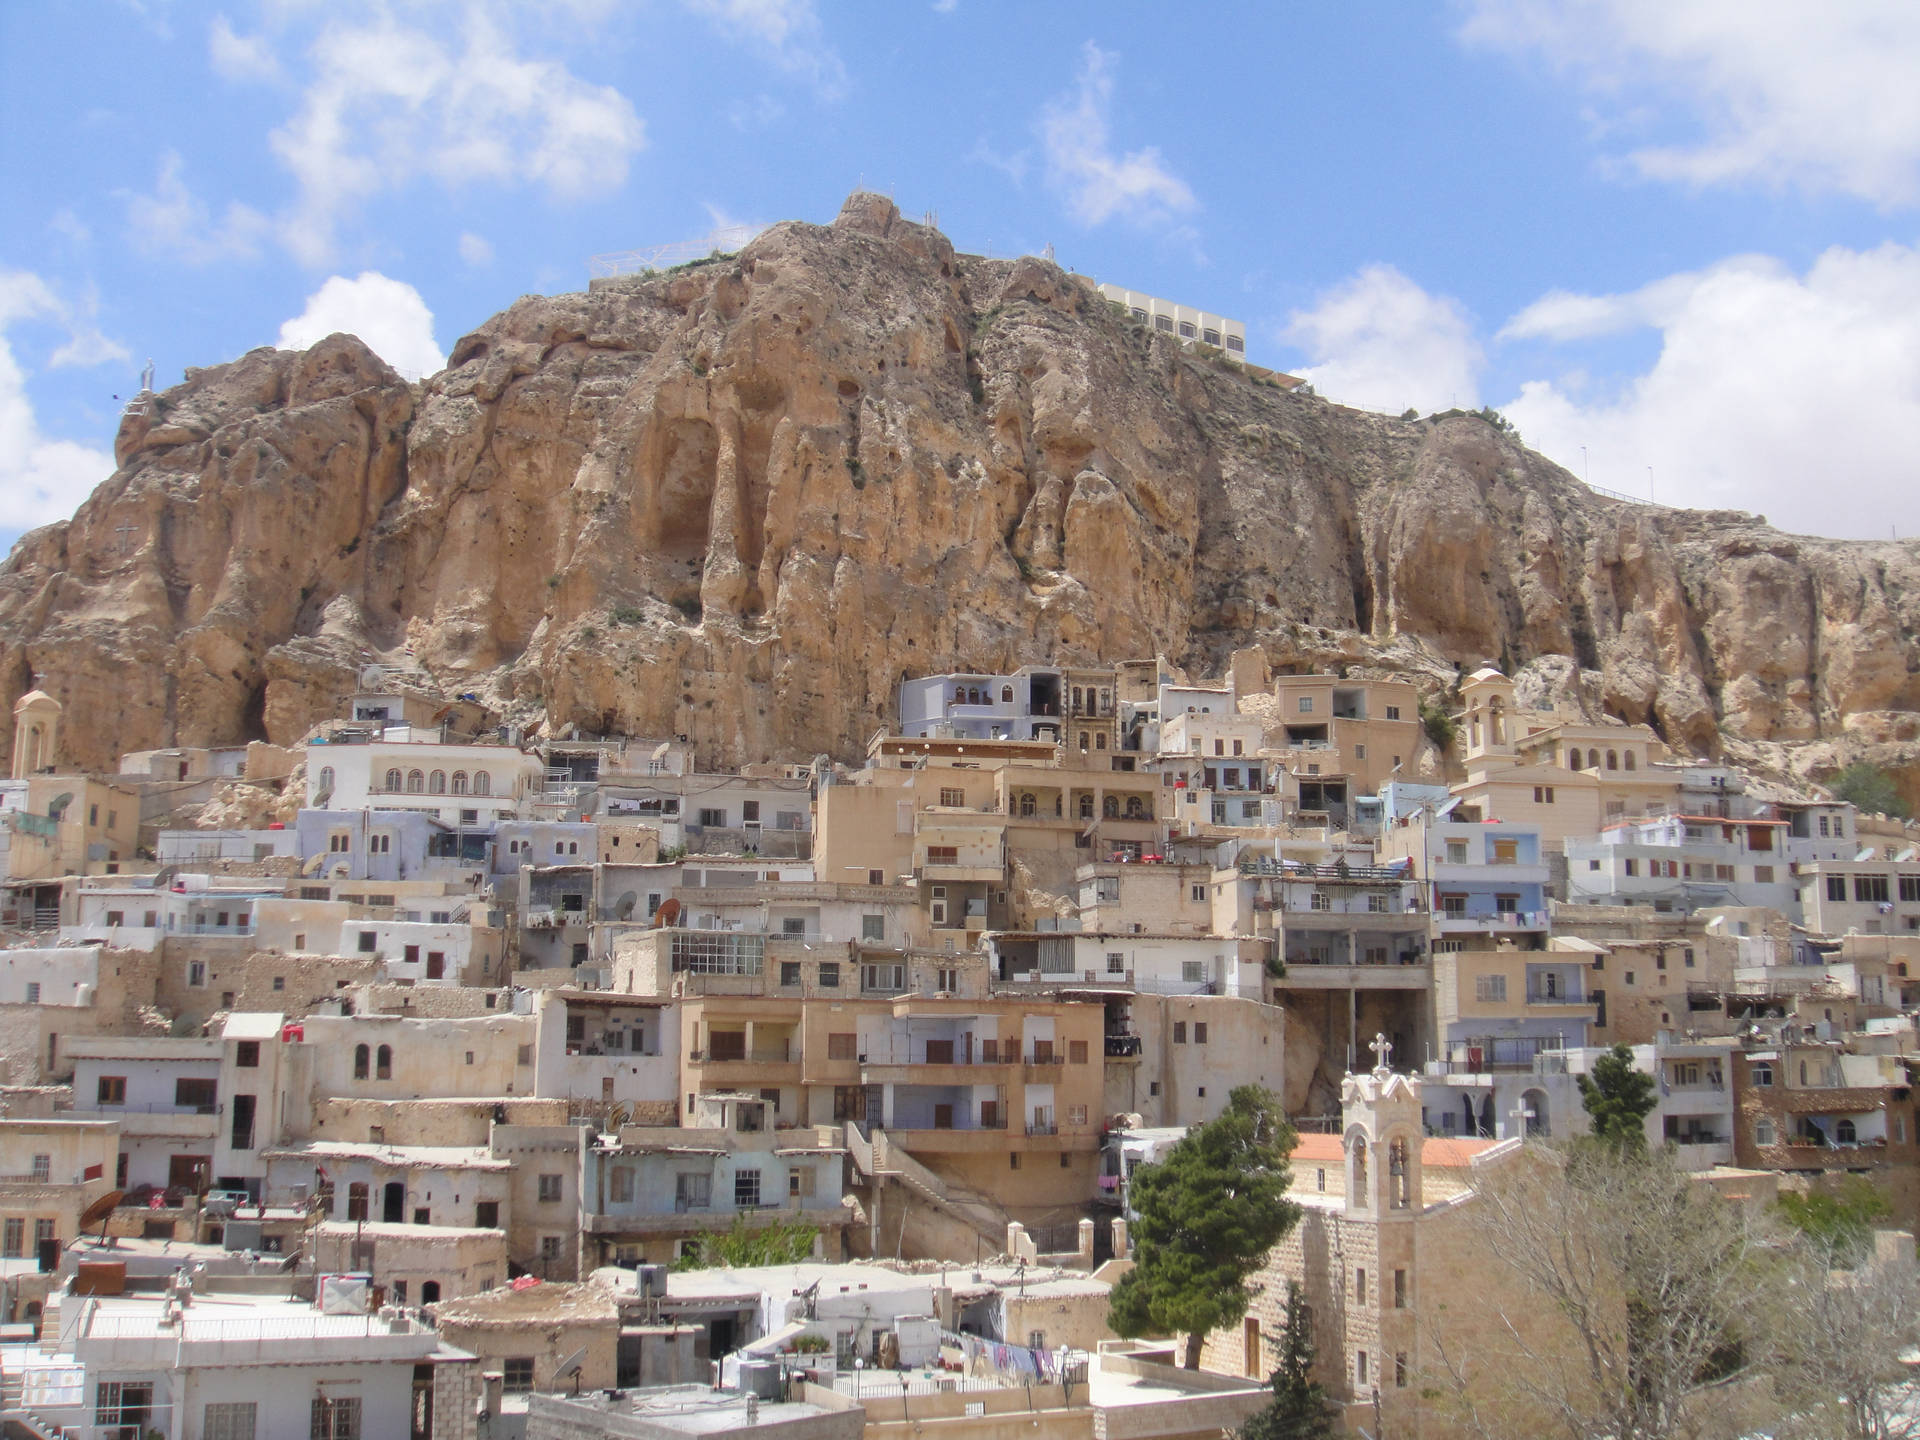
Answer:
xmin=1286 ymin=265 xmax=1483 ymax=415
xmin=726 ymin=93 xmax=785 ymax=131
xmin=683 ymin=0 xmax=845 ymax=99
xmin=270 ymin=10 xmax=645 ymax=266
xmin=931 ymin=0 xmax=958 ymax=12
xmin=0 ymin=271 xmax=117 ymax=534
xmin=277 ymin=271 xmax=446 ymax=378
xmin=209 ymin=14 xmax=282 ymax=83
xmin=457 ymin=232 xmax=494 ymax=267
xmin=1038 ymin=42 xmax=1195 ymax=228
xmin=124 ymin=151 xmax=271 ymax=264
xmin=1499 ymin=244 xmax=1920 ymax=539
xmin=1460 ymin=0 xmax=1920 ymax=207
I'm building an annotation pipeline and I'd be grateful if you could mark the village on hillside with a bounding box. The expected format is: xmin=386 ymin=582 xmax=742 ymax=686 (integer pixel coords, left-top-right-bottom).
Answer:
xmin=3 ymin=640 xmax=1916 ymax=1437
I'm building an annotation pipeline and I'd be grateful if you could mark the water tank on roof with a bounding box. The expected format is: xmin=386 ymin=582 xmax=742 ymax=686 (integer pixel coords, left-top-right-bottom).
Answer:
xmin=738 ymin=1361 xmax=782 ymax=1400
xmin=636 ymin=1263 xmax=668 ymax=1297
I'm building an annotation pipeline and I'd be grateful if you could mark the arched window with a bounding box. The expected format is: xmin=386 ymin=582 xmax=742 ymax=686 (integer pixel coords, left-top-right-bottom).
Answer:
xmin=1098 ymin=690 xmax=1110 ymax=714
xmin=1001 ymin=685 xmax=1013 ymax=703
xmin=1388 ymin=1138 xmax=1410 ymax=1207
xmin=1103 ymin=795 xmax=1120 ymax=819
xmin=451 ymin=771 xmax=469 ymax=795
xmin=376 ymin=1045 xmax=392 ymax=1080
xmin=420 ymin=1280 xmax=441 ymax=1305
xmin=1095 ymin=734 xmax=1107 ymax=750
xmin=429 ymin=770 xmax=447 ymax=794
xmin=953 ymin=686 xmax=966 ymax=704
xmin=1752 ymin=1061 xmax=1773 ymax=1088
xmin=473 ymin=772 xmax=491 ymax=796
xmin=1350 ymin=1135 xmax=1369 ymax=1203
xmin=318 ymin=765 xmax=335 ymax=792
xmin=353 ymin=1044 xmax=370 ymax=1079
xmin=1522 ymin=1089 xmax=1551 ymax=1139
xmin=1606 ymin=751 xmax=1618 ymax=771
xmin=384 ymin=768 xmax=403 ymax=792
xmin=1624 ymin=751 xmax=1637 ymax=771
xmin=1072 ymin=687 xmax=1083 ymax=712
xmin=1125 ymin=796 xmax=1145 ymax=819
xmin=968 ymin=687 xmax=981 ymax=705
xmin=1566 ymin=749 xmax=1581 ymax=771
xmin=1079 ymin=795 xmax=1094 ymax=820
xmin=1837 ymin=1118 xmax=1857 ymax=1144
xmin=406 ymin=769 xmax=425 ymax=793
xmin=1020 ymin=793 xmax=1036 ymax=818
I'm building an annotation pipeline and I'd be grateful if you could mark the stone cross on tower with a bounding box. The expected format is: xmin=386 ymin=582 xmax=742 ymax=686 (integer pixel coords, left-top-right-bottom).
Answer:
xmin=1509 ymin=1093 xmax=1533 ymax=1140
xmin=1368 ymin=1032 xmax=1392 ymax=1074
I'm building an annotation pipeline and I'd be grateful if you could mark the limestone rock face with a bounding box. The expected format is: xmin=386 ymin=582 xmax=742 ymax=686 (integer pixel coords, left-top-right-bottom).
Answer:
xmin=8 ymin=194 xmax=1920 ymax=784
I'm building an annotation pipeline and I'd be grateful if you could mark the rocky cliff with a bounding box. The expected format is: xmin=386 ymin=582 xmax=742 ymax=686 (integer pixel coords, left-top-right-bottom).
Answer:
xmin=6 ymin=193 xmax=1920 ymax=793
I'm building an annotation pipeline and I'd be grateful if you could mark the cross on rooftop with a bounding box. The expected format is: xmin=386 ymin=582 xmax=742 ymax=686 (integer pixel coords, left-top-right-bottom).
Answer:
xmin=1368 ymin=1032 xmax=1392 ymax=1072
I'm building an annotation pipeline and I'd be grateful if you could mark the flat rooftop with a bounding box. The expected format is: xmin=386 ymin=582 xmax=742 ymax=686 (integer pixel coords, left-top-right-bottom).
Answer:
xmin=542 ymin=1385 xmax=845 ymax=1434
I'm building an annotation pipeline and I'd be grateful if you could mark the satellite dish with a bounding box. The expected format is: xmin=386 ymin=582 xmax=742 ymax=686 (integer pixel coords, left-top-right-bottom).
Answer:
xmin=606 ymin=1104 xmax=630 ymax=1131
xmin=615 ymin=891 xmax=637 ymax=921
xmin=556 ymin=1345 xmax=589 ymax=1394
xmin=81 ymin=1189 xmax=125 ymax=1242
xmin=652 ymin=741 xmax=672 ymax=761
xmin=359 ymin=665 xmax=385 ymax=690
xmin=654 ymin=898 xmax=682 ymax=928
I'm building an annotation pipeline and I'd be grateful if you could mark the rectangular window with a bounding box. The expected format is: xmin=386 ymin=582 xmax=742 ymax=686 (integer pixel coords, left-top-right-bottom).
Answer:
xmin=939 ymin=787 xmax=965 ymax=807
xmin=357 ymin=931 xmax=377 ymax=953
xmin=1367 ymin=893 xmax=1388 ymax=913
xmin=780 ymin=961 xmax=802 ymax=986
xmin=538 ymin=1173 xmax=563 ymax=1202
xmin=475 ymin=1200 xmax=499 ymax=1228
xmin=609 ymin=1166 xmax=634 ymax=1203
xmin=1395 ymin=1353 xmax=1408 ymax=1388
xmin=540 ymin=1235 xmax=564 ymax=1261
xmin=699 ymin=808 xmax=726 ymax=827
xmin=828 ymin=1032 xmax=857 ymax=1061
xmin=98 ymin=1383 xmax=157 ymax=1431
xmin=1298 ymin=696 xmax=1314 ymax=713
xmin=1754 ymin=865 xmax=1775 ymax=883
xmin=1172 ymin=1022 xmax=1187 ymax=1043
xmin=862 ymin=914 xmax=886 ymax=941
xmin=1393 ymin=1269 xmax=1407 ymax=1309
xmin=1 ymin=1219 xmax=20 ymax=1257
xmin=1385 ymin=706 xmax=1401 ymax=721
xmin=1356 ymin=1268 xmax=1367 ymax=1304
xmin=1310 ymin=892 xmax=1331 ymax=911
xmin=235 ymin=1040 xmax=260 ymax=1068
xmin=1828 ymin=875 xmax=1848 ymax=902
xmin=203 ymin=1401 xmax=258 ymax=1440
xmin=503 ymin=1359 xmax=535 ymax=1393
xmin=734 ymin=1169 xmax=762 ymax=1207
xmin=30 ymin=1153 xmax=50 ymax=1183
xmin=1901 ymin=876 xmax=1920 ymax=903
xmin=1194 ymin=1023 xmax=1208 ymax=1044
xmin=1441 ymin=894 xmax=1467 ymax=918
xmin=1474 ymin=974 xmax=1508 ymax=1002
xmin=1856 ymin=875 xmax=1892 ymax=903
xmin=1107 ymin=951 xmax=1126 ymax=973
xmin=175 ymin=1077 xmax=217 ymax=1110
xmin=818 ymin=962 xmax=840 ymax=988
xmin=1070 ymin=1039 xmax=1089 ymax=1063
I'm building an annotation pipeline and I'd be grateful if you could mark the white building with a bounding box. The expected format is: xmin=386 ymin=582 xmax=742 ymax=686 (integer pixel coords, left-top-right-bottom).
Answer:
xmin=1093 ymin=283 xmax=1247 ymax=357
xmin=8 ymin=1283 xmax=465 ymax=1440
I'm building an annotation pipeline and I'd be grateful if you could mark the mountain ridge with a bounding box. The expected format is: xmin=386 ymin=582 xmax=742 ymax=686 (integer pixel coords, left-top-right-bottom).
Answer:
xmin=5 ymin=192 xmax=1920 ymax=799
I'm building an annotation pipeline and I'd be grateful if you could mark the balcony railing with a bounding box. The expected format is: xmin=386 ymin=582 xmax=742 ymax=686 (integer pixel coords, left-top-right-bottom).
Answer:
xmin=1026 ymin=1121 xmax=1058 ymax=1137
xmin=1526 ymin=989 xmax=1589 ymax=1006
xmin=1104 ymin=1034 xmax=1143 ymax=1057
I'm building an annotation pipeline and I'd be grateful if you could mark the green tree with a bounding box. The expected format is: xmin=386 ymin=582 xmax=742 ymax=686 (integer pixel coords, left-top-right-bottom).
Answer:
xmin=1774 ymin=1177 xmax=1891 ymax=1267
xmin=1828 ymin=762 xmax=1911 ymax=819
xmin=1108 ymin=1086 xmax=1301 ymax=1369
xmin=1577 ymin=1043 xmax=1657 ymax=1154
xmin=1237 ymin=1282 xmax=1336 ymax=1440
xmin=1419 ymin=698 xmax=1459 ymax=755
xmin=672 ymin=1216 xmax=817 ymax=1271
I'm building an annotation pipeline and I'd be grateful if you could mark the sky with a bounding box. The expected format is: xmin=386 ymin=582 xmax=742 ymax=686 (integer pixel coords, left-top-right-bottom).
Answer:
xmin=6 ymin=3 xmax=1920 ymax=548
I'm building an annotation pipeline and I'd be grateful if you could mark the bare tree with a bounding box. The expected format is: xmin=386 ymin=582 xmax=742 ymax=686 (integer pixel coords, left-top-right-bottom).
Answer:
xmin=1767 ymin=1236 xmax=1920 ymax=1440
xmin=1426 ymin=1145 xmax=1770 ymax=1440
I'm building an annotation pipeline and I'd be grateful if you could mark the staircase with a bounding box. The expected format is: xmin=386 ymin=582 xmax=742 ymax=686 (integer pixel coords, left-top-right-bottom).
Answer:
xmin=848 ymin=1123 xmax=1007 ymax=1252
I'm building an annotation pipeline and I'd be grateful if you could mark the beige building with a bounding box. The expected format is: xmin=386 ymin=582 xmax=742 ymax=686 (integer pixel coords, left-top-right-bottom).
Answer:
xmin=309 ymin=1221 xmax=508 ymax=1305
xmin=1271 ymin=674 xmax=1425 ymax=796
xmin=0 ymin=1117 xmax=118 ymax=1264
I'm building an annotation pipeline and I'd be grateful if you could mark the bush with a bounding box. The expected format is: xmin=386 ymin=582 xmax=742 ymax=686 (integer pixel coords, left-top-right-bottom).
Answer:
xmin=1829 ymin=762 xmax=1910 ymax=819
xmin=611 ymin=605 xmax=646 ymax=626
xmin=1419 ymin=699 xmax=1458 ymax=754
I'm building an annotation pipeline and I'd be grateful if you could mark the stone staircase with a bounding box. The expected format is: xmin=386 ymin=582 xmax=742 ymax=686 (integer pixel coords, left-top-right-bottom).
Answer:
xmin=848 ymin=1123 xmax=1007 ymax=1251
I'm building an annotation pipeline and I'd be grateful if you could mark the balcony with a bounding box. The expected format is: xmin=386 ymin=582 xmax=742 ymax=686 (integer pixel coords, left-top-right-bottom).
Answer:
xmin=1105 ymin=1033 xmax=1143 ymax=1058
xmin=1525 ymin=988 xmax=1590 ymax=1007
xmin=1274 ymin=961 xmax=1432 ymax=990
xmin=1026 ymin=1120 xmax=1058 ymax=1137
xmin=1436 ymin=909 xmax=1550 ymax=933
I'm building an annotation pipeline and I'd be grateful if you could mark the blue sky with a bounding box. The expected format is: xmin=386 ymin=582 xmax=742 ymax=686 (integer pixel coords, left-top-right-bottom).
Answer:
xmin=7 ymin=2 xmax=1920 ymax=547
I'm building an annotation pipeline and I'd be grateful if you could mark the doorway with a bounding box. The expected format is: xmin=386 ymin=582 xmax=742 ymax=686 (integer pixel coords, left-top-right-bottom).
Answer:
xmin=383 ymin=1181 xmax=406 ymax=1223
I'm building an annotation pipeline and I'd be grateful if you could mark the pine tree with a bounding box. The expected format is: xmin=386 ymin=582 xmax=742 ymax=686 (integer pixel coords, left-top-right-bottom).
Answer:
xmin=1108 ymin=1085 xmax=1301 ymax=1368
xmin=1576 ymin=1043 xmax=1657 ymax=1154
xmin=1238 ymin=1282 xmax=1336 ymax=1440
